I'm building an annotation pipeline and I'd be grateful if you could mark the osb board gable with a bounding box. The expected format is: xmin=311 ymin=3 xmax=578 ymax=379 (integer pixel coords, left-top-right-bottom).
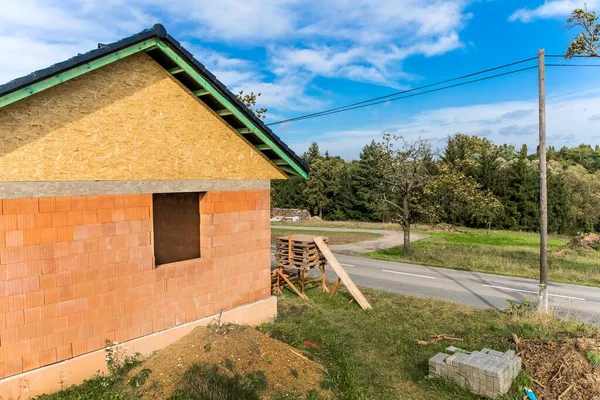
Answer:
xmin=0 ymin=52 xmax=287 ymax=181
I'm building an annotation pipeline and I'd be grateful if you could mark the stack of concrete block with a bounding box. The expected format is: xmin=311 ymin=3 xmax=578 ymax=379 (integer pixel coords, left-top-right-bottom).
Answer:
xmin=428 ymin=347 xmax=521 ymax=399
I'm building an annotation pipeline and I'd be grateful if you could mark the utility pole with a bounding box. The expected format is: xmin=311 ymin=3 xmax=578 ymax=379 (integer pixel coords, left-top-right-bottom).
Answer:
xmin=537 ymin=48 xmax=549 ymax=312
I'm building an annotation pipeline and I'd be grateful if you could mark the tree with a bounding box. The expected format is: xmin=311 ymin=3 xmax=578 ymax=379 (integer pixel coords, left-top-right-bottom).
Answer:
xmin=377 ymin=134 xmax=432 ymax=256
xmin=236 ymin=90 xmax=268 ymax=119
xmin=564 ymin=164 xmax=600 ymax=232
xmin=303 ymin=157 xmax=342 ymax=218
xmin=303 ymin=142 xmax=322 ymax=164
xmin=566 ymin=7 xmax=600 ymax=58
xmin=354 ymin=141 xmax=386 ymax=221
xmin=422 ymin=164 xmax=503 ymax=233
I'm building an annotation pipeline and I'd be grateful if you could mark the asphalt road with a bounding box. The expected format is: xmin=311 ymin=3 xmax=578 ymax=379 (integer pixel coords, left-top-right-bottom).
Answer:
xmin=270 ymin=251 xmax=600 ymax=324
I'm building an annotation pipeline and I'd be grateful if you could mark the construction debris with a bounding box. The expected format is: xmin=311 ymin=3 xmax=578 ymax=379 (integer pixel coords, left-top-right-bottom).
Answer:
xmin=428 ymin=347 xmax=521 ymax=399
xmin=567 ymin=232 xmax=600 ymax=250
xmin=517 ymin=337 xmax=600 ymax=400
xmin=416 ymin=334 xmax=463 ymax=345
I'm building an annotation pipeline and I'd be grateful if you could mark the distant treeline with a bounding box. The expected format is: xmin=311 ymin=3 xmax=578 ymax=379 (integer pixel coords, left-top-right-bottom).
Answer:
xmin=273 ymin=135 xmax=600 ymax=234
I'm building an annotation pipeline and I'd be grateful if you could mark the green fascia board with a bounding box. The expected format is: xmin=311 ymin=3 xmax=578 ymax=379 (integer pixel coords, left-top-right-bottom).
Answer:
xmin=0 ymin=39 xmax=158 ymax=108
xmin=0 ymin=37 xmax=307 ymax=179
xmin=155 ymin=40 xmax=308 ymax=179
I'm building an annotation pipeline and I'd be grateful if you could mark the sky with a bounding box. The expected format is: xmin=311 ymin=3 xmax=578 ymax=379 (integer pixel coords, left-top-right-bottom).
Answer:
xmin=1 ymin=0 xmax=600 ymax=159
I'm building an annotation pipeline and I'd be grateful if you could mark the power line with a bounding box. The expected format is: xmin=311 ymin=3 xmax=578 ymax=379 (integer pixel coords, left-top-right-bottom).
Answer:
xmin=266 ymin=57 xmax=538 ymax=126
xmin=545 ymin=63 xmax=600 ymax=67
xmin=267 ymin=66 xmax=537 ymax=125
xmin=546 ymin=54 xmax=595 ymax=58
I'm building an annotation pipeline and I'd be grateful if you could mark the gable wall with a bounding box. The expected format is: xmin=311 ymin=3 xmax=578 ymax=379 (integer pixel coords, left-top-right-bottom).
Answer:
xmin=0 ymin=53 xmax=286 ymax=181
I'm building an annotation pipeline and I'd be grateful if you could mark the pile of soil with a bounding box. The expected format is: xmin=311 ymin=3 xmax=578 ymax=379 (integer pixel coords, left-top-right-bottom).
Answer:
xmin=427 ymin=223 xmax=463 ymax=233
xmin=567 ymin=233 xmax=600 ymax=250
xmin=126 ymin=325 xmax=331 ymax=399
xmin=517 ymin=337 xmax=600 ymax=399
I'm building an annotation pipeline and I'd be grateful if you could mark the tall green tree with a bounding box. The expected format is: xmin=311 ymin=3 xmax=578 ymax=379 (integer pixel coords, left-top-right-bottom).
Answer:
xmin=303 ymin=157 xmax=342 ymax=218
xmin=353 ymin=141 xmax=386 ymax=221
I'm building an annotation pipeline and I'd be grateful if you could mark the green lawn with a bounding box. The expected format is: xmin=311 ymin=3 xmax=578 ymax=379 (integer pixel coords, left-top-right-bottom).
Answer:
xmin=272 ymin=228 xmax=382 ymax=246
xmin=35 ymin=286 xmax=598 ymax=400
xmin=261 ymin=286 xmax=597 ymax=400
xmin=363 ymin=228 xmax=600 ymax=287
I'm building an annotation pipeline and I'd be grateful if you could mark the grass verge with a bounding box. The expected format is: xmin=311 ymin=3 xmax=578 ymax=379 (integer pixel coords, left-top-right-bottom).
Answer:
xmin=363 ymin=228 xmax=600 ymax=287
xmin=262 ymin=286 xmax=597 ymax=400
xmin=272 ymin=228 xmax=382 ymax=246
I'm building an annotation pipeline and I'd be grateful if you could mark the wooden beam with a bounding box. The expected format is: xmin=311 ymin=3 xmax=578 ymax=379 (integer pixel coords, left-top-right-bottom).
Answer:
xmin=273 ymin=160 xmax=287 ymax=165
xmin=279 ymin=166 xmax=297 ymax=175
xmin=216 ymin=109 xmax=233 ymax=116
xmin=237 ymin=128 xmax=252 ymax=134
xmin=193 ymin=89 xmax=209 ymax=96
xmin=255 ymin=144 xmax=270 ymax=151
xmin=314 ymin=237 xmax=372 ymax=310
xmin=155 ymin=40 xmax=309 ymax=180
xmin=168 ymin=66 xmax=184 ymax=74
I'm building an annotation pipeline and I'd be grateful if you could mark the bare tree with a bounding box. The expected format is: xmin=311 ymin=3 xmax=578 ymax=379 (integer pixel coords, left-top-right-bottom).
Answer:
xmin=377 ymin=134 xmax=432 ymax=256
xmin=566 ymin=7 xmax=600 ymax=58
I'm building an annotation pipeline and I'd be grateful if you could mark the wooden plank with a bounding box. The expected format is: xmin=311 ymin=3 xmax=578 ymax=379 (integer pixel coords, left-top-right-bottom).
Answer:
xmin=216 ymin=109 xmax=233 ymax=116
xmin=237 ymin=128 xmax=251 ymax=134
xmin=168 ymin=66 xmax=184 ymax=74
xmin=314 ymin=237 xmax=372 ymax=310
xmin=277 ymin=270 xmax=307 ymax=299
xmin=193 ymin=89 xmax=209 ymax=96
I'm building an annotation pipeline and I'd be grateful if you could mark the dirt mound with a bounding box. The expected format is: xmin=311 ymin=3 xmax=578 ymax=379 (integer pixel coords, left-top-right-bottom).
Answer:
xmin=427 ymin=223 xmax=463 ymax=233
xmin=517 ymin=337 xmax=600 ymax=399
xmin=567 ymin=233 xmax=600 ymax=250
xmin=126 ymin=325 xmax=330 ymax=399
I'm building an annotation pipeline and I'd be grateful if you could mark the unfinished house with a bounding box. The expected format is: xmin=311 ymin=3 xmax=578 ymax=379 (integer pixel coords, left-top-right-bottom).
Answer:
xmin=0 ymin=24 xmax=309 ymax=398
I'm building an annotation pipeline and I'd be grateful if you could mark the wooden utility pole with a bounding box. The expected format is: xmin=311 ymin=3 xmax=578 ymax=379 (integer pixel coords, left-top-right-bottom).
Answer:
xmin=537 ymin=48 xmax=549 ymax=312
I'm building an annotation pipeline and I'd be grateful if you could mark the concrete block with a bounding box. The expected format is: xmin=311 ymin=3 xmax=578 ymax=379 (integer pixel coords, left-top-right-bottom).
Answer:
xmin=428 ymin=346 xmax=522 ymax=399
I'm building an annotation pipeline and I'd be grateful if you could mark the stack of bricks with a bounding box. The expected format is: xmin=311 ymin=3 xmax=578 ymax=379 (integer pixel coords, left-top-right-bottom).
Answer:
xmin=0 ymin=189 xmax=271 ymax=379
xmin=428 ymin=347 xmax=521 ymax=399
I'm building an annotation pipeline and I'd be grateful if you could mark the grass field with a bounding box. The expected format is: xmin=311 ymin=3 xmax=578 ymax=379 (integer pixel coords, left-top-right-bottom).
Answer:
xmin=262 ymin=286 xmax=597 ymax=400
xmin=272 ymin=228 xmax=382 ymax=246
xmin=38 ymin=287 xmax=597 ymax=400
xmin=363 ymin=228 xmax=600 ymax=287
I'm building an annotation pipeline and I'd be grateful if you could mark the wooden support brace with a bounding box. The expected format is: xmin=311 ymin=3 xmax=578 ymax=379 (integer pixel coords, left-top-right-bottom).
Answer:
xmin=330 ymin=278 xmax=341 ymax=299
xmin=314 ymin=237 xmax=372 ymax=310
xmin=277 ymin=270 xmax=307 ymax=299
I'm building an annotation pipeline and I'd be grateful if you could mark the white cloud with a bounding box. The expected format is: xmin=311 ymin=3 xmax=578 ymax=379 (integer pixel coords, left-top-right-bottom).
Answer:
xmin=509 ymin=0 xmax=600 ymax=23
xmin=287 ymin=91 xmax=600 ymax=159
xmin=0 ymin=0 xmax=472 ymax=113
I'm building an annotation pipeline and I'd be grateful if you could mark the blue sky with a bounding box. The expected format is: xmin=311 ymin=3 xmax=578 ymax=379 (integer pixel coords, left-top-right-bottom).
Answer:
xmin=1 ymin=0 xmax=599 ymax=158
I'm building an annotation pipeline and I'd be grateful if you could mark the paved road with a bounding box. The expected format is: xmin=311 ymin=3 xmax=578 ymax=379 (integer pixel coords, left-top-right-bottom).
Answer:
xmin=272 ymin=225 xmax=427 ymax=254
xmin=270 ymin=251 xmax=600 ymax=324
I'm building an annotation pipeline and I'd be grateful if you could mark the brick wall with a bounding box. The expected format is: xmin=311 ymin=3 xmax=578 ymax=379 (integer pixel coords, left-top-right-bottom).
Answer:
xmin=0 ymin=190 xmax=271 ymax=379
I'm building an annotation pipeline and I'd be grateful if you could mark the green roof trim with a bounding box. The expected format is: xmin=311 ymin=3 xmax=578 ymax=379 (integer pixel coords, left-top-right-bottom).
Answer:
xmin=0 ymin=39 xmax=158 ymax=109
xmin=0 ymin=34 xmax=308 ymax=179
xmin=155 ymin=40 xmax=308 ymax=179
